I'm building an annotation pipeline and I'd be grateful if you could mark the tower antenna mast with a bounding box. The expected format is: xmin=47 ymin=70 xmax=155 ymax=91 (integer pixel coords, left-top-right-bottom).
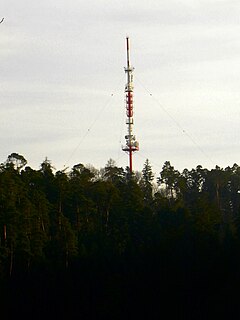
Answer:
xmin=122 ymin=37 xmax=139 ymax=173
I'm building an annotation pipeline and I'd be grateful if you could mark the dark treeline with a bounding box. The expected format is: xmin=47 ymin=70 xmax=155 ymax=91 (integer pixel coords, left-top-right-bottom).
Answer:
xmin=1 ymin=153 xmax=240 ymax=318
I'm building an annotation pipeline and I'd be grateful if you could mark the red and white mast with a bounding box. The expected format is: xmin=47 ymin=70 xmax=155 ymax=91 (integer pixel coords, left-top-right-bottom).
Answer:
xmin=122 ymin=37 xmax=139 ymax=173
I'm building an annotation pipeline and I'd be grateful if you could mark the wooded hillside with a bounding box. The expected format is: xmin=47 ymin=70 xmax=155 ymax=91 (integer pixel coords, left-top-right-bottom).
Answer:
xmin=1 ymin=153 xmax=240 ymax=318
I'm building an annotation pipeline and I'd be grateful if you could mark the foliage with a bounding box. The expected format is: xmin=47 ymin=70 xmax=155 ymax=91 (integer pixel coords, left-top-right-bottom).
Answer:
xmin=1 ymin=155 xmax=240 ymax=317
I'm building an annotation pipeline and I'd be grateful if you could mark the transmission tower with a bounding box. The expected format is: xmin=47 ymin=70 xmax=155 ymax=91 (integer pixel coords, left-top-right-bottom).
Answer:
xmin=122 ymin=37 xmax=139 ymax=173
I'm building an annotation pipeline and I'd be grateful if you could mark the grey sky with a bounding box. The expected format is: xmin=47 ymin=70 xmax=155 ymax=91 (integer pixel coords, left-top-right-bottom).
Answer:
xmin=1 ymin=0 xmax=240 ymax=174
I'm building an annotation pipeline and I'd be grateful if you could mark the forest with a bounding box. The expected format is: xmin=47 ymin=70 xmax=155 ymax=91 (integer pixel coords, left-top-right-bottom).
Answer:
xmin=1 ymin=153 xmax=240 ymax=319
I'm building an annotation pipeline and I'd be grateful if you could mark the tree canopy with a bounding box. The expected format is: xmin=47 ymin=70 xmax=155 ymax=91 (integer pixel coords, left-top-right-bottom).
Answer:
xmin=1 ymin=155 xmax=240 ymax=318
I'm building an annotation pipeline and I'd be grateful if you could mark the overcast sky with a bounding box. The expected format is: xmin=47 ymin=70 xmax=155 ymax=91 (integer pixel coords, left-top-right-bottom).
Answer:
xmin=1 ymin=0 xmax=240 ymax=175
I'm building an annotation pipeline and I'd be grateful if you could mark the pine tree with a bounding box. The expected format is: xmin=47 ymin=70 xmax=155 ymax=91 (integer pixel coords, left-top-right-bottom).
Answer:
xmin=158 ymin=161 xmax=180 ymax=200
xmin=141 ymin=159 xmax=154 ymax=205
